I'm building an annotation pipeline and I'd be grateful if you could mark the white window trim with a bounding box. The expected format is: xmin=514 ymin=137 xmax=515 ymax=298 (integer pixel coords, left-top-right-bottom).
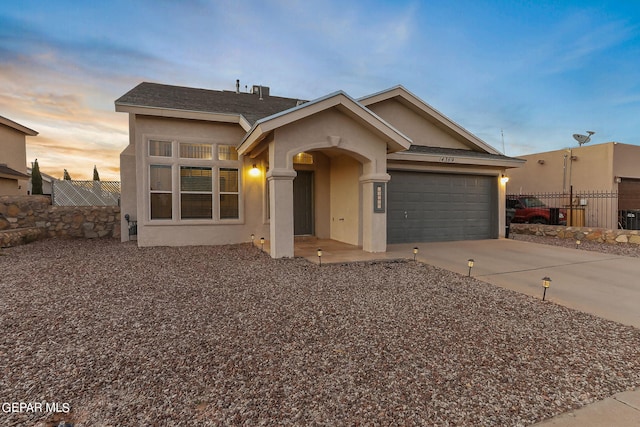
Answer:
xmin=180 ymin=166 xmax=214 ymax=220
xmin=141 ymin=135 xmax=244 ymax=226
xmin=149 ymin=164 xmax=173 ymax=221
xmin=218 ymin=166 xmax=240 ymax=220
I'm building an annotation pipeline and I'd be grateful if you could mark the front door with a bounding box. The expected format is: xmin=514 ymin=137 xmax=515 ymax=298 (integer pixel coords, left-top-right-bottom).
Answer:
xmin=293 ymin=171 xmax=313 ymax=235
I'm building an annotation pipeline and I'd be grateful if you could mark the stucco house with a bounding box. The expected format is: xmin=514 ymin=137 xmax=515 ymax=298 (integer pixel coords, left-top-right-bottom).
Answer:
xmin=116 ymin=82 xmax=523 ymax=257
xmin=506 ymin=142 xmax=640 ymax=228
xmin=0 ymin=115 xmax=38 ymax=195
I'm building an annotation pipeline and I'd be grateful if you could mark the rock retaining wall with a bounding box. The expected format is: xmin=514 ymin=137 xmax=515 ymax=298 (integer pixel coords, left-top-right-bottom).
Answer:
xmin=510 ymin=223 xmax=640 ymax=245
xmin=0 ymin=195 xmax=120 ymax=247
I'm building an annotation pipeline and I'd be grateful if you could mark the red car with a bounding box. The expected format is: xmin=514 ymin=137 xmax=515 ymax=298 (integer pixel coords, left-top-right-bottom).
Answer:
xmin=507 ymin=195 xmax=566 ymax=225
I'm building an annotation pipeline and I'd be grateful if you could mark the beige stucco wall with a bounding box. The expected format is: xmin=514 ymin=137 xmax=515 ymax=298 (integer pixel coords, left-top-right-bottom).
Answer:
xmin=612 ymin=143 xmax=640 ymax=180
xmin=0 ymin=125 xmax=28 ymax=195
xmin=507 ymin=143 xmax=618 ymax=194
xmin=311 ymin=152 xmax=331 ymax=239
xmin=125 ymin=115 xmax=268 ymax=246
xmin=366 ymin=99 xmax=469 ymax=150
xmin=272 ymin=109 xmax=388 ymax=174
xmin=0 ymin=179 xmax=20 ymax=196
xmin=120 ymin=144 xmax=137 ymax=241
xmin=329 ymin=154 xmax=361 ymax=245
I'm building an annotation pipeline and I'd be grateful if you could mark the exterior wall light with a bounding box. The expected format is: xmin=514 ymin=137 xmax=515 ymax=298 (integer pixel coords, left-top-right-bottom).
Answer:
xmin=260 ymin=237 xmax=265 ymax=251
xmin=249 ymin=164 xmax=260 ymax=177
xmin=542 ymin=276 xmax=552 ymax=301
xmin=500 ymin=174 xmax=509 ymax=185
xmin=413 ymin=247 xmax=419 ymax=262
xmin=467 ymin=259 xmax=474 ymax=277
xmin=317 ymin=248 xmax=323 ymax=266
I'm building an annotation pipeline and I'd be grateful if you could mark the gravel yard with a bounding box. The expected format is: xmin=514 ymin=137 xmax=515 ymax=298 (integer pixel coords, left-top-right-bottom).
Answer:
xmin=512 ymin=233 xmax=640 ymax=258
xmin=1 ymin=239 xmax=639 ymax=426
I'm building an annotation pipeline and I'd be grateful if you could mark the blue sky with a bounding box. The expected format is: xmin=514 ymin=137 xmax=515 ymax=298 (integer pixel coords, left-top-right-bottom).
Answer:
xmin=1 ymin=0 xmax=639 ymax=179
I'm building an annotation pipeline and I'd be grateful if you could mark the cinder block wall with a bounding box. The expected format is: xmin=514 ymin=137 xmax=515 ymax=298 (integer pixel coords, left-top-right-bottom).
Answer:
xmin=0 ymin=195 xmax=121 ymax=247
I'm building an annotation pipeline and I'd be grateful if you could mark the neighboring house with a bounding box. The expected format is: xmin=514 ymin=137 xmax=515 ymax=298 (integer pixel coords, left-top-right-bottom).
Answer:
xmin=0 ymin=115 xmax=38 ymax=195
xmin=116 ymin=82 xmax=523 ymax=258
xmin=27 ymin=167 xmax=56 ymax=196
xmin=506 ymin=142 xmax=640 ymax=228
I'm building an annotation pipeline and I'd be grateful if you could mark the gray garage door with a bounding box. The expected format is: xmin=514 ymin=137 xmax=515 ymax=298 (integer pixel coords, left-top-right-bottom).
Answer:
xmin=387 ymin=171 xmax=498 ymax=244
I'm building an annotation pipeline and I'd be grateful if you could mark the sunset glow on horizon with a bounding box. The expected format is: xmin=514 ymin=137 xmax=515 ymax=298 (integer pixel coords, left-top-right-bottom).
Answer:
xmin=2 ymin=1 xmax=639 ymax=181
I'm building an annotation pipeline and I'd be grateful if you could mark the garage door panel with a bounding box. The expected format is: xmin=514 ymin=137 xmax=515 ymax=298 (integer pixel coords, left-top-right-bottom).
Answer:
xmin=388 ymin=171 xmax=497 ymax=244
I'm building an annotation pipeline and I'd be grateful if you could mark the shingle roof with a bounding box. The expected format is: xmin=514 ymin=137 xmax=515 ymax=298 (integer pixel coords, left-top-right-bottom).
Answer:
xmin=115 ymin=82 xmax=305 ymax=125
xmin=0 ymin=164 xmax=30 ymax=179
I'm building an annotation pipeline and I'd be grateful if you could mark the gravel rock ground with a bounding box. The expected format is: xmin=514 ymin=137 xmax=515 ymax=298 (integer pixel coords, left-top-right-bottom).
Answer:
xmin=1 ymin=239 xmax=639 ymax=426
xmin=511 ymin=233 xmax=640 ymax=258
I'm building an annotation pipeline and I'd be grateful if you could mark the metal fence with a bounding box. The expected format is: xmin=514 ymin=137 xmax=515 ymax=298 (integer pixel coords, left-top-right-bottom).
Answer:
xmin=52 ymin=180 xmax=120 ymax=206
xmin=507 ymin=191 xmax=629 ymax=229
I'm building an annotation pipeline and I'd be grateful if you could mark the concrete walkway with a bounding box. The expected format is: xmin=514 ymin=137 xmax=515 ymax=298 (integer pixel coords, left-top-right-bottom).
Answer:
xmin=296 ymin=238 xmax=640 ymax=426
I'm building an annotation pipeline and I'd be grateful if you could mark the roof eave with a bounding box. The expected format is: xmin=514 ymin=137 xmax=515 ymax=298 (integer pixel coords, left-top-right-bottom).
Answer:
xmin=387 ymin=151 xmax=525 ymax=168
xmin=0 ymin=116 xmax=38 ymax=136
xmin=0 ymin=171 xmax=31 ymax=180
xmin=114 ymin=103 xmax=252 ymax=131
xmin=237 ymin=123 xmax=266 ymax=155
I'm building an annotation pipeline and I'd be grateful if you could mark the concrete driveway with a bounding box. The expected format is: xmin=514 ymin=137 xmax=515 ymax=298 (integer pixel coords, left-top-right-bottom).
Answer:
xmin=388 ymin=239 xmax=640 ymax=328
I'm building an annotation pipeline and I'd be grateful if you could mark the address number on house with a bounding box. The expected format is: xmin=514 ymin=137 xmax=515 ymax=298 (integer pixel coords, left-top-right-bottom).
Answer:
xmin=439 ymin=156 xmax=455 ymax=163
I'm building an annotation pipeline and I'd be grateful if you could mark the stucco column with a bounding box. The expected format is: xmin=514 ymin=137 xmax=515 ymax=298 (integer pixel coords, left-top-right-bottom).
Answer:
xmin=120 ymin=145 xmax=137 ymax=242
xmin=499 ymin=174 xmax=507 ymax=238
xmin=360 ymin=173 xmax=391 ymax=252
xmin=267 ymin=168 xmax=297 ymax=258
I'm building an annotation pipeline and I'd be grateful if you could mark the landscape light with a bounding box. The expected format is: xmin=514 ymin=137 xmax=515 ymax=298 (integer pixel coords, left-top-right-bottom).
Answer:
xmin=575 ymin=239 xmax=581 ymax=249
xmin=260 ymin=237 xmax=265 ymax=251
xmin=251 ymin=233 xmax=255 ymax=245
xmin=413 ymin=247 xmax=419 ymax=262
xmin=542 ymin=276 xmax=552 ymax=301
xmin=317 ymin=248 xmax=323 ymax=266
xmin=468 ymin=259 xmax=474 ymax=277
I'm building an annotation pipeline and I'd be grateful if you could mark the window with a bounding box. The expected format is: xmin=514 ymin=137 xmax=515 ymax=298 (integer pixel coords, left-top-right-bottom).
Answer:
xmin=180 ymin=166 xmax=212 ymax=219
xmin=219 ymin=168 xmax=239 ymax=219
xmin=149 ymin=140 xmax=172 ymax=157
xmin=218 ymin=145 xmax=238 ymax=161
xmin=150 ymin=165 xmax=172 ymax=219
xmin=147 ymin=139 xmax=242 ymax=222
xmin=180 ymin=143 xmax=213 ymax=159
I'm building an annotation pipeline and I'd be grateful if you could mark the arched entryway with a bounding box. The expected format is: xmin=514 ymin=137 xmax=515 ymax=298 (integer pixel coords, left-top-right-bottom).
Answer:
xmin=237 ymin=92 xmax=412 ymax=258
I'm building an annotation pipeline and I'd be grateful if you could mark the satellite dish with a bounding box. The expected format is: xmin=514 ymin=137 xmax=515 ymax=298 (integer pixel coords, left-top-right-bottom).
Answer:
xmin=573 ymin=134 xmax=589 ymax=144
xmin=572 ymin=131 xmax=595 ymax=146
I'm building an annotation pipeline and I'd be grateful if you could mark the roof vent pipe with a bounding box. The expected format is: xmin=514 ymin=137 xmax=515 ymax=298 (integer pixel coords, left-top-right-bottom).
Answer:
xmin=235 ymin=79 xmax=240 ymax=93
